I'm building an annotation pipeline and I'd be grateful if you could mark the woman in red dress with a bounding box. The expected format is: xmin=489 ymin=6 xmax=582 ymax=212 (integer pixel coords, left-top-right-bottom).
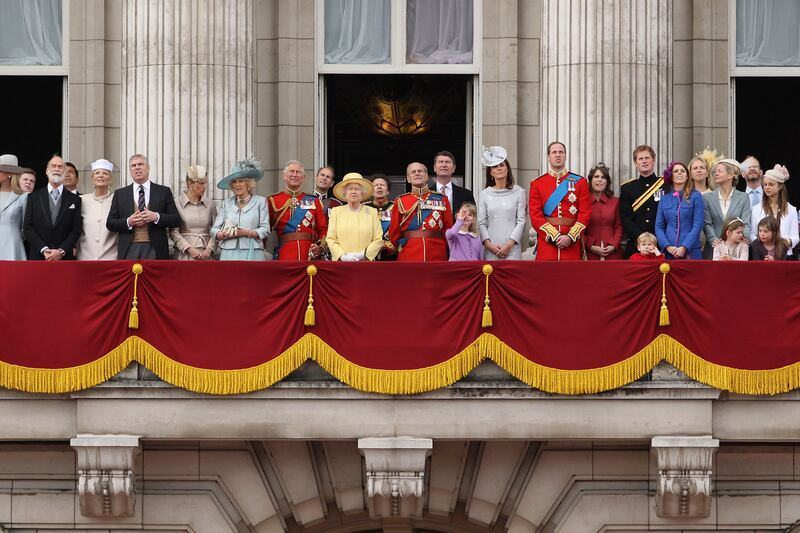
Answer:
xmin=584 ymin=163 xmax=623 ymax=260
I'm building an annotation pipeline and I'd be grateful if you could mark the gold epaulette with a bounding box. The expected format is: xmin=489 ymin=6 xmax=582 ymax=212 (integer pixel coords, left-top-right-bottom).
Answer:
xmin=620 ymin=178 xmax=638 ymax=186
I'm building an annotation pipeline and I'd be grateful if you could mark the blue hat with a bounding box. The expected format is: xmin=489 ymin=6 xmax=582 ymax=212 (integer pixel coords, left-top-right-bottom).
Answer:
xmin=217 ymin=158 xmax=264 ymax=190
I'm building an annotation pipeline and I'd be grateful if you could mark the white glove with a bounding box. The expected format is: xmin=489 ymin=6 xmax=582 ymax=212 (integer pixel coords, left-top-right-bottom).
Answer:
xmin=340 ymin=253 xmax=359 ymax=262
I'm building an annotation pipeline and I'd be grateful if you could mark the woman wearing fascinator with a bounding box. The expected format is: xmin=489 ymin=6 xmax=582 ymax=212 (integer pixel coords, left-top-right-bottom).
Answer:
xmin=477 ymin=145 xmax=527 ymax=260
xmin=655 ymin=160 xmax=704 ymax=259
xmin=750 ymin=164 xmax=799 ymax=258
xmin=210 ymin=158 xmax=271 ymax=261
xmin=171 ymin=162 xmax=217 ymax=260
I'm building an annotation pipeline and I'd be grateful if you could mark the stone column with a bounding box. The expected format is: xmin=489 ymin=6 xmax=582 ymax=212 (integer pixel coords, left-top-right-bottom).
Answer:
xmin=121 ymin=0 xmax=254 ymax=195
xmin=540 ymin=0 xmax=672 ymax=186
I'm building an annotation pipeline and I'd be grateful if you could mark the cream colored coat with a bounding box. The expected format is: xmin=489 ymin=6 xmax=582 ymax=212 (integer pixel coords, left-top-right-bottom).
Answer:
xmin=77 ymin=192 xmax=118 ymax=260
xmin=326 ymin=204 xmax=384 ymax=261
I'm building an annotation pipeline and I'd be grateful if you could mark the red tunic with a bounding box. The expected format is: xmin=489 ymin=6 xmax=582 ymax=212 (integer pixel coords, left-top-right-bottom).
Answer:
xmin=267 ymin=190 xmax=328 ymax=261
xmin=388 ymin=188 xmax=454 ymax=261
xmin=529 ymin=169 xmax=592 ymax=261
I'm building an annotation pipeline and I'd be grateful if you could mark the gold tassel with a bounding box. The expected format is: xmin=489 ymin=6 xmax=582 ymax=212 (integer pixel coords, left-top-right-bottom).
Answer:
xmin=129 ymin=263 xmax=144 ymax=329
xmin=304 ymin=265 xmax=317 ymax=327
xmin=481 ymin=264 xmax=494 ymax=328
xmin=659 ymin=262 xmax=670 ymax=326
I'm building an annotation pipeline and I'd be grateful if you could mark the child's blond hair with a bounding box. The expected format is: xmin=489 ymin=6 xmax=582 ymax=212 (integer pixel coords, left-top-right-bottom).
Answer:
xmin=458 ymin=203 xmax=479 ymax=236
xmin=636 ymin=232 xmax=657 ymax=246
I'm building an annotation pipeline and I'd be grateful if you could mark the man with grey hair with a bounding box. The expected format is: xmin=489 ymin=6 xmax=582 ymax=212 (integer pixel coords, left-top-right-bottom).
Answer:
xmin=267 ymin=160 xmax=327 ymax=260
xmin=106 ymin=154 xmax=180 ymax=259
xmin=23 ymin=154 xmax=83 ymax=260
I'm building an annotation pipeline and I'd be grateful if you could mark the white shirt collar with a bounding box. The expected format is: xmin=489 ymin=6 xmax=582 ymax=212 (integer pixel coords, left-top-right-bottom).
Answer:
xmin=47 ymin=183 xmax=64 ymax=194
xmin=134 ymin=179 xmax=151 ymax=191
xmin=747 ymin=185 xmax=763 ymax=195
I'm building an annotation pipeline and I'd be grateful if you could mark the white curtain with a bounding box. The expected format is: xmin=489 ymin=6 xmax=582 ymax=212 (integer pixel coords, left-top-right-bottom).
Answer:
xmin=0 ymin=0 xmax=62 ymax=66
xmin=736 ymin=0 xmax=800 ymax=66
xmin=325 ymin=0 xmax=391 ymax=64
xmin=406 ymin=0 xmax=473 ymax=64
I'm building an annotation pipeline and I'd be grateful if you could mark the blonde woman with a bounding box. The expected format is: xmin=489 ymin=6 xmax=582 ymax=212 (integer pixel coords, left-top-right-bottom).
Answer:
xmin=0 ymin=154 xmax=28 ymax=260
xmin=171 ymin=164 xmax=217 ymax=260
xmin=77 ymin=159 xmax=118 ymax=260
xmin=702 ymin=159 xmax=751 ymax=259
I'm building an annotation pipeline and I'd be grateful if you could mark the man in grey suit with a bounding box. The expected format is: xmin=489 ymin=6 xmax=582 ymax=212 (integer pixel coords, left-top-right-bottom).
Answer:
xmin=23 ymin=155 xmax=82 ymax=260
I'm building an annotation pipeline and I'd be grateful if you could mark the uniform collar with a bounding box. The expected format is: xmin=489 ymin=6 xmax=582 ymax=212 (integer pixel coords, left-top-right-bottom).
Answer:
xmin=411 ymin=185 xmax=430 ymax=196
xmin=548 ymin=167 xmax=568 ymax=178
xmin=285 ymin=187 xmax=303 ymax=197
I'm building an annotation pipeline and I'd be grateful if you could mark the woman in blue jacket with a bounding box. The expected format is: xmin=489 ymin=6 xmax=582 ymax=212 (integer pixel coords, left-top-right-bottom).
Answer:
xmin=655 ymin=161 xmax=704 ymax=259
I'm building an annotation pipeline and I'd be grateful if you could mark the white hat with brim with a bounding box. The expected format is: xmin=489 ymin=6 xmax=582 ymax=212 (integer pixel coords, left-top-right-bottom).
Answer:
xmin=481 ymin=145 xmax=508 ymax=167
xmin=217 ymin=158 xmax=264 ymax=190
xmin=764 ymin=164 xmax=790 ymax=184
xmin=333 ymin=172 xmax=373 ymax=202
xmin=0 ymin=154 xmax=25 ymax=174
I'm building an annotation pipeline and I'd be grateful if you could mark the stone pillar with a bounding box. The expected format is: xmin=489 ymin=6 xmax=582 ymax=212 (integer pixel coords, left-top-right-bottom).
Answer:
xmin=540 ymin=0 xmax=672 ymax=186
xmin=121 ymin=0 xmax=254 ymax=196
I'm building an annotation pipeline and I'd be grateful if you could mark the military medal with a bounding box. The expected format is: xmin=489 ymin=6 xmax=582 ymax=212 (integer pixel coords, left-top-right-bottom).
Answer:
xmin=654 ymin=189 xmax=663 ymax=202
xmin=568 ymin=192 xmax=577 ymax=203
xmin=569 ymin=205 xmax=578 ymax=215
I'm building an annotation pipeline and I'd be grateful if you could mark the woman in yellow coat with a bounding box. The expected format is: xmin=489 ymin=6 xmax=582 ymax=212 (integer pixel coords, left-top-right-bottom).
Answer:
xmin=326 ymin=173 xmax=384 ymax=261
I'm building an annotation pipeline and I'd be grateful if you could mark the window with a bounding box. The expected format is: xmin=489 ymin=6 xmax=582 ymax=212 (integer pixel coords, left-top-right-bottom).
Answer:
xmin=0 ymin=0 xmax=64 ymax=67
xmin=316 ymin=0 xmax=481 ymax=192
xmin=318 ymin=0 xmax=480 ymax=73
xmin=736 ymin=0 xmax=800 ymax=67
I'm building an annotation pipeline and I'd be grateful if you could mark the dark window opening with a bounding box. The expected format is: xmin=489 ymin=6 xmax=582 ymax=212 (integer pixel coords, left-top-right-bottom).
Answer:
xmin=326 ymin=74 xmax=471 ymax=198
xmin=735 ymin=76 xmax=800 ymax=207
xmin=0 ymin=76 xmax=63 ymax=189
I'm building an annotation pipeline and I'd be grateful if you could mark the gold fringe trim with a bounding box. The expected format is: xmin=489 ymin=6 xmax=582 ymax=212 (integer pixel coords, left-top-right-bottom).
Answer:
xmin=2 ymin=334 xmax=800 ymax=395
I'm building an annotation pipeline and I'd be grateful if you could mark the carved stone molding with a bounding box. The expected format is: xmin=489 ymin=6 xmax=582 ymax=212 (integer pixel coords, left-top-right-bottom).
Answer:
xmin=358 ymin=437 xmax=433 ymax=519
xmin=651 ymin=436 xmax=719 ymax=518
xmin=70 ymin=434 xmax=141 ymax=517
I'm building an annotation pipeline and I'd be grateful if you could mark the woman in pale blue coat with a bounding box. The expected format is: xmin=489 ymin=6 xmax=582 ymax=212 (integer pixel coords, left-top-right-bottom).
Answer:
xmin=0 ymin=155 xmax=29 ymax=260
xmin=211 ymin=159 xmax=271 ymax=261
xmin=655 ymin=161 xmax=704 ymax=259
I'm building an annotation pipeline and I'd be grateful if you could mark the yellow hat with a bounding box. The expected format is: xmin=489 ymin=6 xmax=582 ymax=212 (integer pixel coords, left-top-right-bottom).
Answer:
xmin=333 ymin=172 xmax=373 ymax=202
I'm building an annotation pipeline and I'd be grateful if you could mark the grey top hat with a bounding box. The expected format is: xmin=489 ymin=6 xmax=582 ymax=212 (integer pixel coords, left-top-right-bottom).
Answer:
xmin=0 ymin=154 xmax=26 ymax=174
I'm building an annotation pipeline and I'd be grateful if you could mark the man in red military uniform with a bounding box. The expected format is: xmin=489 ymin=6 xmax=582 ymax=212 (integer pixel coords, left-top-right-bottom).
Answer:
xmin=388 ymin=161 xmax=454 ymax=261
xmin=529 ymin=141 xmax=591 ymax=260
xmin=267 ymin=160 xmax=328 ymax=260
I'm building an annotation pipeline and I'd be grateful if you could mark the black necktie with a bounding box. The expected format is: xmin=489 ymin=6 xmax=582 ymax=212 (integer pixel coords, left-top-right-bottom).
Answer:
xmin=138 ymin=185 xmax=145 ymax=212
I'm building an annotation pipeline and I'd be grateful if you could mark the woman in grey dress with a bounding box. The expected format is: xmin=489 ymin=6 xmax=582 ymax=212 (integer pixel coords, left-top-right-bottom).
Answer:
xmin=0 ymin=154 xmax=28 ymax=260
xmin=477 ymin=146 xmax=528 ymax=260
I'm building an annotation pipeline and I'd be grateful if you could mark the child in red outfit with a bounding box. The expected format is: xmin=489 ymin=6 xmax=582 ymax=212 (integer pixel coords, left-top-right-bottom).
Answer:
xmin=629 ymin=232 xmax=664 ymax=261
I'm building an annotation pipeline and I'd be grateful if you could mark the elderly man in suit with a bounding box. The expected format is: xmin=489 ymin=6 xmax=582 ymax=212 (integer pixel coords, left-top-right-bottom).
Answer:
xmin=431 ymin=150 xmax=475 ymax=214
xmin=23 ymin=155 xmax=82 ymax=260
xmin=106 ymin=154 xmax=180 ymax=259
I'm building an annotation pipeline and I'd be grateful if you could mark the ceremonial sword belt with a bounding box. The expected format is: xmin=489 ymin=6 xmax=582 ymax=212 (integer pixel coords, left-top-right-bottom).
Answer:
xmin=279 ymin=232 xmax=314 ymax=243
xmin=402 ymin=230 xmax=444 ymax=240
xmin=545 ymin=217 xmax=577 ymax=226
